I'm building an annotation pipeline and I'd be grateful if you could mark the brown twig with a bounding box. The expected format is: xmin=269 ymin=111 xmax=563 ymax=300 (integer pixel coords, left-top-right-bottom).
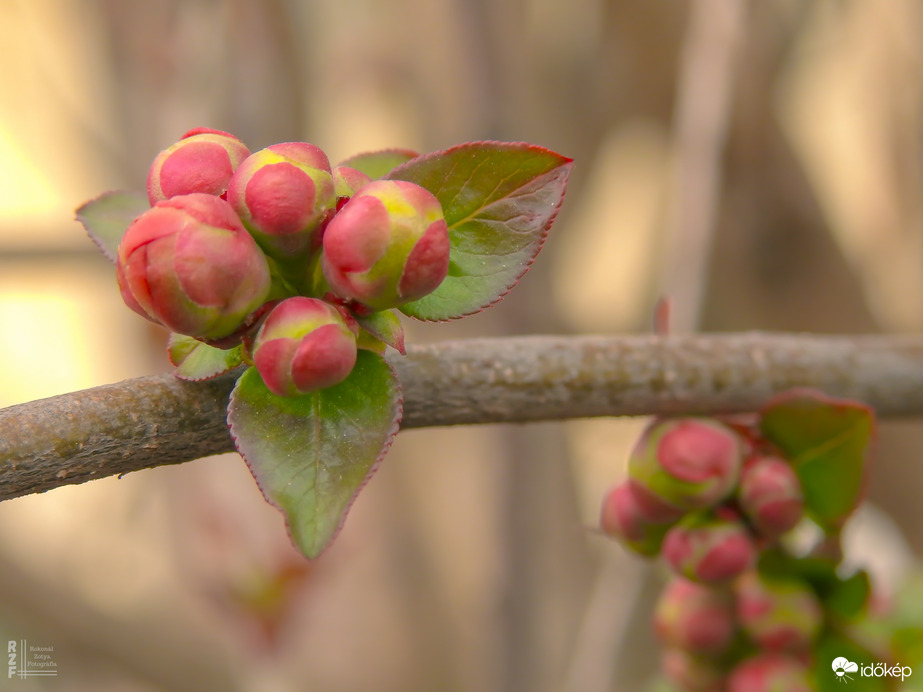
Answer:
xmin=2 ymin=332 xmax=923 ymax=502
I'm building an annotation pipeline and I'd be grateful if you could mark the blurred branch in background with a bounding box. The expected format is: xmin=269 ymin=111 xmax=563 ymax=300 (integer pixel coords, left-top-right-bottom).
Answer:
xmin=661 ymin=0 xmax=745 ymax=333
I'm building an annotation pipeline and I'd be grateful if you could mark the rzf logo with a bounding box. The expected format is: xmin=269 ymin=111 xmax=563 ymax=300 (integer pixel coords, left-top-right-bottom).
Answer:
xmin=7 ymin=640 xmax=16 ymax=679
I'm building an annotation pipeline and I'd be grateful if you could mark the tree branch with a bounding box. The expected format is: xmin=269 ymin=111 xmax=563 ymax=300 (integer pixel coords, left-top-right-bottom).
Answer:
xmin=2 ymin=332 xmax=923 ymax=502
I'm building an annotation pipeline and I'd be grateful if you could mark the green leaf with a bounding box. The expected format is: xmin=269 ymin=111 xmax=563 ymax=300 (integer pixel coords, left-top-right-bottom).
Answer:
xmin=75 ymin=190 xmax=149 ymax=261
xmin=227 ymin=352 xmax=402 ymax=558
xmin=167 ymin=333 xmax=243 ymax=381
xmin=760 ymin=389 xmax=875 ymax=531
xmin=758 ymin=550 xmax=837 ymax=593
xmin=826 ymin=570 xmax=871 ymax=620
xmin=757 ymin=548 xmax=829 ymax=583
xmin=387 ymin=141 xmax=572 ymax=321
xmin=338 ymin=148 xmax=419 ymax=179
xmin=758 ymin=550 xmax=869 ymax=620
xmin=356 ymin=310 xmax=405 ymax=354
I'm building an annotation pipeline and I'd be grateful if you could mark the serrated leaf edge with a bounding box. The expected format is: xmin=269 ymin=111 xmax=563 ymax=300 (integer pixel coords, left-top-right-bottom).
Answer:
xmin=174 ymin=369 xmax=239 ymax=382
xmin=322 ymin=362 xmax=403 ymax=550
xmin=760 ymin=387 xmax=877 ymax=528
xmin=227 ymin=362 xmax=404 ymax=559
xmin=337 ymin=147 xmax=421 ymax=178
xmin=167 ymin=333 xmax=243 ymax=382
xmin=74 ymin=189 xmax=146 ymax=263
xmin=386 ymin=139 xmax=570 ymax=172
xmin=388 ymin=141 xmax=573 ymax=322
xmin=356 ymin=312 xmax=406 ymax=354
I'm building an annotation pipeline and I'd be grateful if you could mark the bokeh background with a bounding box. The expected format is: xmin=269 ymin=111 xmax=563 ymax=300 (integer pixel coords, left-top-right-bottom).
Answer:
xmin=2 ymin=0 xmax=923 ymax=690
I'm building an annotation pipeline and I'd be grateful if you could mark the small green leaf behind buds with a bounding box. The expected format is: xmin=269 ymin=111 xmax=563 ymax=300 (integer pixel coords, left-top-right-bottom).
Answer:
xmin=726 ymin=653 xmax=812 ymax=692
xmin=356 ymin=309 xmax=405 ymax=354
xmin=654 ymin=577 xmax=737 ymax=657
xmin=734 ymin=570 xmax=822 ymax=652
xmin=332 ymin=166 xmax=372 ymax=199
xmin=252 ymin=297 xmax=358 ymax=397
xmin=338 ymin=148 xmax=419 ymax=179
xmin=663 ymin=511 xmax=756 ymax=583
xmin=599 ymin=481 xmax=681 ymax=556
xmin=227 ymin=143 xmax=337 ymax=261
xmin=147 ymin=128 xmax=250 ymax=204
xmin=117 ymin=193 xmax=271 ymax=340
xmin=629 ymin=418 xmax=744 ymax=512
xmin=167 ymin=332 xmax=244 ymax=381
xmin=737 ymin=456 xmax=805 ymax=539
xmin=322 ymin=180 xmax=450 ymax=311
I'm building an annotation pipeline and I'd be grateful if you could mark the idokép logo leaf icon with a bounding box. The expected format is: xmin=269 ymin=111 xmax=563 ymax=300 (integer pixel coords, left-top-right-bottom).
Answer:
xmin=833 ymin=657 xmax=859 ymax=683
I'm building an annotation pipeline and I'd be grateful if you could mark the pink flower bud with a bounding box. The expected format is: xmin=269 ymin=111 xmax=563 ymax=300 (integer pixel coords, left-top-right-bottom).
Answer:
xmin=661 ymin=648 xmax=726 ymax=692
xmin=147 ymin=128 xmax=250 ymax=204
xmin=332 ymin=166 xmax=372 ymax=199
xmin=321 ymin=180 xmax=450 ymax=311
xmin=117 ymin=193 xmax=271 ymax=339
xmin=599 ymin=481 xmax=677 ymax=556
xmin=226 ymin=143 xmax=337 ymax=261
xmin=252 ymin=297 xmax=358 ymax=397
xmin=626 ymin=478 xmax=688 ymax=523
xmin=628 ymin=418 xmax=742 ymax=513
xmin=726 ymin=653 xmax=812 ymax=692
xmin=654 ymin=577 xmax=736 ymax=656
xmin=734 ymin=571 xmax=822 ymax=651
xmin=737 ymin=456 xmax=804 ymax=539
xmin=663 ymin=512 xmax=755 ymax=583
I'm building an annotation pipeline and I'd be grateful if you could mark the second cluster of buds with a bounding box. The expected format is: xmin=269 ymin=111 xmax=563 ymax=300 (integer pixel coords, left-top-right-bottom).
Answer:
xmin=600 ymin=417 xmax=806 ymax=584
xmin=653 ymin=571 xmax=820 ymax=691
xmin=116 ymin=128 xmax=455 ymax=397
xmin=599 ymin=415 xmax=822 ymax=691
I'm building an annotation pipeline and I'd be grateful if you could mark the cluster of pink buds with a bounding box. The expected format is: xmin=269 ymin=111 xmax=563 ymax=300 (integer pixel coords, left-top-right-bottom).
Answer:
xmin=117 ymin=128 xmax=452 ymax=395
xmin=601 ymin=417 xmax=806 ymax=578
xmin=651 ymin=569 xmax=819 ymax=691
xmin=600 ymin=417 xmax=819 ymax=691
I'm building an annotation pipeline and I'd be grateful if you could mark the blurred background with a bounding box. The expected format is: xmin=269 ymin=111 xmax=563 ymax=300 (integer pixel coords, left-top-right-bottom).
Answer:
xmin=2 ymin=0 xmax=923 ymax=689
